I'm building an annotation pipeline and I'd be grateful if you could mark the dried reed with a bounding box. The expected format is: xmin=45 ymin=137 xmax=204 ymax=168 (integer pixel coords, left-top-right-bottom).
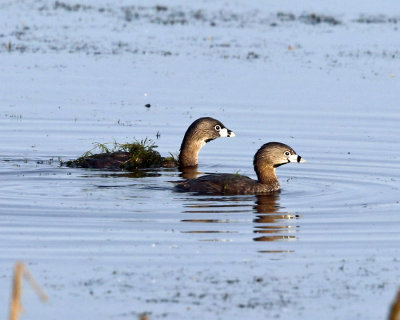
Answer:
xmin=389 ymin=289 xmax=400 ymax=320
xmin=9 ymin=262 xmax=48 ymax=320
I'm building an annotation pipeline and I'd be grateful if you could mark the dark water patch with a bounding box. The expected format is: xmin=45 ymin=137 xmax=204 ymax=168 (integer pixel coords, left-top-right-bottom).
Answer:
xmin=10 ymin=25 xmax=31 ymax=40
xmin=53 ymin=1 xmax=92 ymax=12
xmin=44 ymin=2 xmax=345 ymax=28
xmin=276 ymin=12 xmax=296 ymax=22
xmin=1 ymin=157 xmax=58 ymax=165
xmin=298 ymin=13 xmax=341 ymax=25
xmin=276 ymin=11 xmax=342 ymax=25
xmin=355 ymin=14 xmax=400 ymax=24
xmin=90 ymin=171 xmax=162 ymax=179
xmin=338 ymin=49 xmax=400 ymax=60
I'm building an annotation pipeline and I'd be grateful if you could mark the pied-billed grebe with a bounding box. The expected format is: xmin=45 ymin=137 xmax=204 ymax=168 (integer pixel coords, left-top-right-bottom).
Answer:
xmin=174 ymin=142 xmax=305 ymax=195
xmin=66 ymin=117 xmax=235 ymax=170
xmin=178 ymin=117 xmax=235 ymax=168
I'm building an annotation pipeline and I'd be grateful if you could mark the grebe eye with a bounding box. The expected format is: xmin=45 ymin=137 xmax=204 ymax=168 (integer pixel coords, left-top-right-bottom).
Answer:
xmin=214 ymin=125 xmax=221 ymax=131
xmin=284 ymin=151 xmax=291 ymax=156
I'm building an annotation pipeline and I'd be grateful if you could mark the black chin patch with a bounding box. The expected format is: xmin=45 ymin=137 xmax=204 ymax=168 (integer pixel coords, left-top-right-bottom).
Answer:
xmin=205 ymin=138 xmax=215 ymax=143
xmin=297 ymin=155 xmax=302 ymax=162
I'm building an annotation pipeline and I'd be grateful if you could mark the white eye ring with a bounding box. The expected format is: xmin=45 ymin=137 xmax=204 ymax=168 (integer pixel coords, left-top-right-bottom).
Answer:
xmin=284 ymin=151 xmax=291 ymax=156
xmin=214 ymin=124 xmax=221 ymax=132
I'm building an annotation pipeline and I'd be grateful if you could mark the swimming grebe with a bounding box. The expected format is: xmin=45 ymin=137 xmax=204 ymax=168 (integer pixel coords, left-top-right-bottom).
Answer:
xmin=66 ymin=117 xmax=235 ymax=170
xmin=174 ymin=142 xmax=305 ymax=195
xmin=178 ymin=117 xmax=235 ymax=168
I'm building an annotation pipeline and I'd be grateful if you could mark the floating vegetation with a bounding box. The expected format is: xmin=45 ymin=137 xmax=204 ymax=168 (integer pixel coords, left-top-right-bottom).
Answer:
xmin=64 ymin=138 xmax=178 ymax=171
xmin=161 ymin=152 xmax=179 ymax=168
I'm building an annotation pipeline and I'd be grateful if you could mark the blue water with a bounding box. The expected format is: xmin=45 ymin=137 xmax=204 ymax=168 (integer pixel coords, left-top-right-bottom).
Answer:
xmin=1 ymin=1 xmax=400 ymax=319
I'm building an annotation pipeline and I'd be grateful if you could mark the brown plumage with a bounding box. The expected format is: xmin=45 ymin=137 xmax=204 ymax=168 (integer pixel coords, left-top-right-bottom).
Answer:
xmin=178 ymin=117 xmax=235 ymax=168
xmin=174 ymin=142 xmax=305 ymax=195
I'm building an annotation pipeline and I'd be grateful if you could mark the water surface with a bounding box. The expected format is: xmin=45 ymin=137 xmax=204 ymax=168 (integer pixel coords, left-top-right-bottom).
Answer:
xmin=1 ymin=1 xmax=400 ymax=319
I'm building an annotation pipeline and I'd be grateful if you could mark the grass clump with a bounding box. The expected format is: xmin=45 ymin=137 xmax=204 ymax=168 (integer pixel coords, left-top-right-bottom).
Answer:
xmin=161 ymin=152 xmax=179 ymax=168
xmin=118 ymin=138 xmax=163 ymax=170
xmin=64 ymin=138 xmax=164 ymax=170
